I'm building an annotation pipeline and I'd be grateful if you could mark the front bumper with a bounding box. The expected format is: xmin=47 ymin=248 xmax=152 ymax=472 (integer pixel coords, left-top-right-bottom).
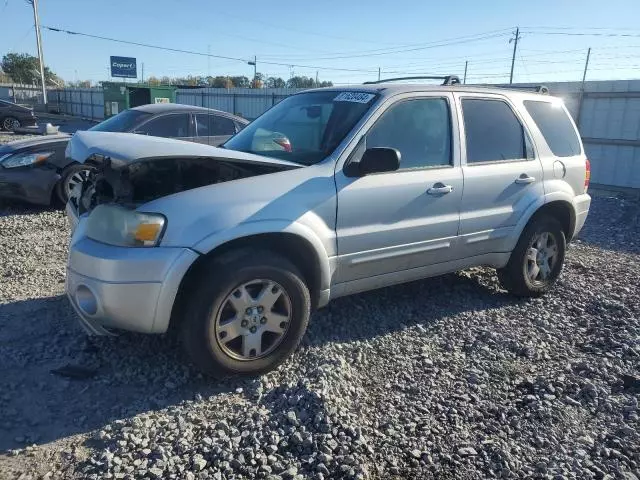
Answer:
xmin=0 ymin=165 xmax=59 ymax=205
xmin=65 ymin=236 xmax=199 ymax=335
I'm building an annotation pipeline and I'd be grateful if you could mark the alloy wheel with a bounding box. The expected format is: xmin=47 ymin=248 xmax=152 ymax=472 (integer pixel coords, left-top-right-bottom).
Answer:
xmin=213 ymin=279 xmax=292 ymax=361
xmin=525 ymin=231 xmax=559 ymax=285
xmin=65 ymin=168 xmax=91 ymax=199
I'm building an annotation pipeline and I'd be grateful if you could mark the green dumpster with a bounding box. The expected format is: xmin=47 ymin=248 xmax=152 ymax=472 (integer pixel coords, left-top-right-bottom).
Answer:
xmin=103 ymin=82 xmax=177 ymax=118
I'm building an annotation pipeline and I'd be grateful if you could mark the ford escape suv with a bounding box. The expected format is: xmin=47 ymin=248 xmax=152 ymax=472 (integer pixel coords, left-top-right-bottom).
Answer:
xmin=65 ymin=76 xmax=591 ymax=377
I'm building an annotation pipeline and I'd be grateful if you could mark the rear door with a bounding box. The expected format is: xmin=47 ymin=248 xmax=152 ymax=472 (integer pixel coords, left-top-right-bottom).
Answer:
xmin=196 ymin=114 xmax=237 ymax=146
xmin=455 ymin=94 xmax=544 ymax=258
xmin=135 ymin=113 xmax=191 ymax=140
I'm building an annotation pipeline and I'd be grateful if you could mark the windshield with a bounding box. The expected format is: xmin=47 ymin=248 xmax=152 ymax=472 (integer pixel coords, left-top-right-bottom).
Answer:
xmin=89 ymin=109 xmax=151 ymax=132
xmin=223 ymin=90 xmax=377 ymax=165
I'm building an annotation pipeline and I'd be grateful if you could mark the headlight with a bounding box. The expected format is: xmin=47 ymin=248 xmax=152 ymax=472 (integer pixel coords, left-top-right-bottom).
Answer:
xmin=85 ymin=205 xmax=166 ymax=247
xmin=1 ymin=151 xmax=53 ymax=168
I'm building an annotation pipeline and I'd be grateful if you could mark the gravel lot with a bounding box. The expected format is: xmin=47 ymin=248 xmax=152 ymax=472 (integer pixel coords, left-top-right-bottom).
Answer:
xmin=0 ymin=143 xmax=638 ymax=479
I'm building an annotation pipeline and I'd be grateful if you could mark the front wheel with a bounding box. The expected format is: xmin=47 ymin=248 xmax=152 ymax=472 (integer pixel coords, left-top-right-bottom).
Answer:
xmin=56 ymin=164 xmax=92 ymax=205
xmin=498 ymin=215 xmax=566 ymax=297
xmin=2 ymin=116 xmax=21 ymax=131
xmin=181 ymin=249 xmax=311 ymax=377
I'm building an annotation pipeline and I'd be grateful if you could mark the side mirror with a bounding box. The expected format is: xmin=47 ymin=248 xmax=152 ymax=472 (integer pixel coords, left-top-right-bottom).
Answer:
xmin=353 ymin=147 xmax=400 ymax=176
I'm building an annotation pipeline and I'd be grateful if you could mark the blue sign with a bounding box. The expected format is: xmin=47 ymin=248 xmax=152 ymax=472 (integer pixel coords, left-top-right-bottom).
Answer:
xmin=110 ymin=56 xmax=137 ymax=79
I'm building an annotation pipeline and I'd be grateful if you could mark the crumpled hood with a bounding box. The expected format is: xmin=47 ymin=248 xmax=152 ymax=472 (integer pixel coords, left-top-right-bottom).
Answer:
xmin=67 ymin=130 xmax=301 ymax=168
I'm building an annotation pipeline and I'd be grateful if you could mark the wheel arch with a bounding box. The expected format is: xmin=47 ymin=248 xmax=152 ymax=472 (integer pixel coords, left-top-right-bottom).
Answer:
xmin=169 ymin=230 xmax=328 ymax=333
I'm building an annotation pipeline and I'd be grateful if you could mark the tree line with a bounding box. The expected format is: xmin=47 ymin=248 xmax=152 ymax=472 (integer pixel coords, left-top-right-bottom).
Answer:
xmin=144 ymin=74 xmax=333 ymax=89
xmin=1 ymin=53 xmax=334 ymax=89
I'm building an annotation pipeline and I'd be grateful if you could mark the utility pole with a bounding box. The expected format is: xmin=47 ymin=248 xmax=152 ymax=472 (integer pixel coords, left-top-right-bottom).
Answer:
xmin=576 ymin=47 xmax=592 ymax=126
xmin=28 ymin=0 xmax=47 ymax=105
xmin=463 ymin=61 xmax=468 ymax=84
xmin=141 ymin=62 xmax=144 ymax=83
xmin=509 ymin=27 xmax=520 ymax=85
xmin=581 ymin=47 xmax=591 ymax=86
xmin=315 ymin=71 xmax=319 ymax=87
xmin=247 ymin=56 xmax=257 ymax=87
xmin=378 ymin=67 xmax=381 ymax=81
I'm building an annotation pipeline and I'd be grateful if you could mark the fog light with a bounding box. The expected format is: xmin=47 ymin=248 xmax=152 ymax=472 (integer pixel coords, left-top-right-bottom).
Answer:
xmin=76 ymin=285 xmax=98 ymax=316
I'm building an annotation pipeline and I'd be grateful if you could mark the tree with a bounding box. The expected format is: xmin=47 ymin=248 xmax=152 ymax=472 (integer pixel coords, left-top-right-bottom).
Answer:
xmin=229 ymin=76 xmax=250 ymax=88
xmin=286 ymin=75 xmax=316 ymax=88
xmin=266 ymin=76 xmax=286 ymax=88
xmin=251 ymin=73 xmax=264 ymax=89
xmin=208 ymin=76 xmax=233 ymax=88
xmin=146 ymin=76 xmax=161 ymax=86
xmin=67 ymin=80 xmax=92 ymax=88
xmin=1 ymin=53 xmax=61 ymax=85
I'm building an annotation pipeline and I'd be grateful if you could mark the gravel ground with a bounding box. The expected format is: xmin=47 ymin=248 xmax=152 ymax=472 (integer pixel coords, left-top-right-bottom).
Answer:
xmin=0 ymin=176 xmax=638 ymax=479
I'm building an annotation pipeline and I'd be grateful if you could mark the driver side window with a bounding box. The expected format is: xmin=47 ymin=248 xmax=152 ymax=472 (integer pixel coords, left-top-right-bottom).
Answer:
xmin=366 ymin=98 xmax=452 ymax=170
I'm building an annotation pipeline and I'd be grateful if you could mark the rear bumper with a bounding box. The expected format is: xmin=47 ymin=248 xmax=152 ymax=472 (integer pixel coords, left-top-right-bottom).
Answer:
xmin=572 ymin=193 xmax=591 ymax=239
xmin=65 ymin=236 xmax=199 ymax=335
xmin=0 ymin=166 xmax=59 ymax=205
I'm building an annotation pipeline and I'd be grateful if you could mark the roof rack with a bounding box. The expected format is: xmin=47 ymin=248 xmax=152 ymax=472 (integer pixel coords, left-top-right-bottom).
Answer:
xmin=493 ymin=84 xmax=550 ymax=94
xmin=364 ymin=75 xmax=461 ymax=86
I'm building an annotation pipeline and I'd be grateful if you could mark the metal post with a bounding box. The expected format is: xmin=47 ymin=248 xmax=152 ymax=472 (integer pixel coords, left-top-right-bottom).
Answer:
xmin=581 ymin=47 xmax=591 ymax=86
xmin=509 ymin=27 xmax=520 ymax=85
xmin=463 ymin=61 xmax=468 ymax=84
xmin=576 ymin=47 xmax=592 ymax=127
xmin=315 ymin=71 xmax=319 ymax=88
xmin=30 ymin=0 xmax=47 ymax=106
xmin=378 ymin=67 xmax=381 ymax=82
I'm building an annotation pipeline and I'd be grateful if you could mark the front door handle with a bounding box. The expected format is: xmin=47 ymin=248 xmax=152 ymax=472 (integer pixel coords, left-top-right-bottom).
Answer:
xmin=427 ymin=182 xmax=453 ymax=195
xmin=515 ymin=174 xmax=536 ymax=185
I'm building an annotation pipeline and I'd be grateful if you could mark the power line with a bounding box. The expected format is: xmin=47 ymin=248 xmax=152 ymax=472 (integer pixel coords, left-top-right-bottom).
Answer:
xmin=42 ymin=26 xmax=380 ymax=73
xmin=258 ymin=29 xmax=514 ymax=60
xmin=524 ymin=30 xmax=640 ymax=38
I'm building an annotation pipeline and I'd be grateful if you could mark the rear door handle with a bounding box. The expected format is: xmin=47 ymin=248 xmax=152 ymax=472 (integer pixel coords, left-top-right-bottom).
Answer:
xmin=427 ymin=183 xmax=453 ymax=195
xmin=515 ymin=174 xmax=536 ymax=185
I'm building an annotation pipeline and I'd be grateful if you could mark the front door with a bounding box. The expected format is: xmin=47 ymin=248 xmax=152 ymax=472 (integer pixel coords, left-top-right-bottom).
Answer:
xmin=455 ymin=95 xmax=545 ymax=258
xmin=334 ymin=94 xmax=463 ymax=284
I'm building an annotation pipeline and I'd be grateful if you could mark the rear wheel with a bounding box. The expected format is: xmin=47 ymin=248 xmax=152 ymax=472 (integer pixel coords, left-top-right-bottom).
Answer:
xmin=1 ymin=116 xmax=21 ymax=131
xmin=498 ymin=215 xmax=566 ymax=297
xmin=56 ymin=164 xmax=92 ymax=204
xmin=181 ymin=249 xmax=311 ymax=377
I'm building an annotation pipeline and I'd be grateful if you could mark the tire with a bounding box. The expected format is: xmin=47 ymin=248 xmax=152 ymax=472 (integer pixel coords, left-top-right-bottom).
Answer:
xmin=56 ymin=163 xmax=93 ymax=205
xmin=181 ymin=249 xmax=311 ymax=378
xmin=2 ymin=116 xmax=21 ymax=131
xmin=497 ymin=215 xmax=566 ymax=297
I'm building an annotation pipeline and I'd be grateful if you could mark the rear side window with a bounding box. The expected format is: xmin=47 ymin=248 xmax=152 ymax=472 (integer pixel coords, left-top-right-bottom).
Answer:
xmin=213 ymin=116 xmax=236 ymax=136
xmin=524 ymin=100 xmax=581 ymax=157
xmin=462 ymin=98 xmax=528 ymax=163
xmin=137 ymin=114 xmax=190 ymax=137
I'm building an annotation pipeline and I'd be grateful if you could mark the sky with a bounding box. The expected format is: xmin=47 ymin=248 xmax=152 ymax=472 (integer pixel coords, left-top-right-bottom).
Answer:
xmin=1 ymin=0 xmax=640 ymax=86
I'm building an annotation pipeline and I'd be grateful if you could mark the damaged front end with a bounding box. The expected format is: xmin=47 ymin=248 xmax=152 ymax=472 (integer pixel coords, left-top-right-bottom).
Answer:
xmin=71 ymin=153 xmax=295 ymax=215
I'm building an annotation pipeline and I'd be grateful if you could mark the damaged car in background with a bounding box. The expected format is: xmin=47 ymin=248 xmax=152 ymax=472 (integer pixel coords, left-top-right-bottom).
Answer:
xmin=65 ymin=84 xmax=590 ymax=377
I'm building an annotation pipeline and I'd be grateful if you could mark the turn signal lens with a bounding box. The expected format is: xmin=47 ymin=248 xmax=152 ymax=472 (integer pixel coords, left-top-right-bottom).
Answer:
xmin=134 ymin=223 xmax=163 ymax=244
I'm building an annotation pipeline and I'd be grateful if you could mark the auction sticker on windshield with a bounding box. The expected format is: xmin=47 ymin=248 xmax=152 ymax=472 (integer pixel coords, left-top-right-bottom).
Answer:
xmin=334 ymin=92 xmax=376 ymax=103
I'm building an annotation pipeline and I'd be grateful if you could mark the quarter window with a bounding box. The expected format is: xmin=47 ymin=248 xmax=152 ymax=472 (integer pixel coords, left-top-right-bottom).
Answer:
xmin=212 ymin=116 xmax=237 ymax=136
xmin=524 ymin=100 xmax=581 ymax=157
xmin=366 ymin=98 xmax=452 ymax=169
xmin=462 ymin=99 xmax=529 ymax=163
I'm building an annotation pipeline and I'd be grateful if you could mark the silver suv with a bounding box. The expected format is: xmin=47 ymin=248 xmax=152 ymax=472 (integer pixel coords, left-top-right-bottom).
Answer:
xmin=65 ymin=77 xmax=591 ymax=377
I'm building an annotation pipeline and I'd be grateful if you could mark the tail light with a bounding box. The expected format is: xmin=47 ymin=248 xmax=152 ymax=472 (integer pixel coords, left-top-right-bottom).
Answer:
xmin=584 ymin=158 xmax=591 ymax=192
xmin=273 ymin=137 xmax=292 ymax=153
